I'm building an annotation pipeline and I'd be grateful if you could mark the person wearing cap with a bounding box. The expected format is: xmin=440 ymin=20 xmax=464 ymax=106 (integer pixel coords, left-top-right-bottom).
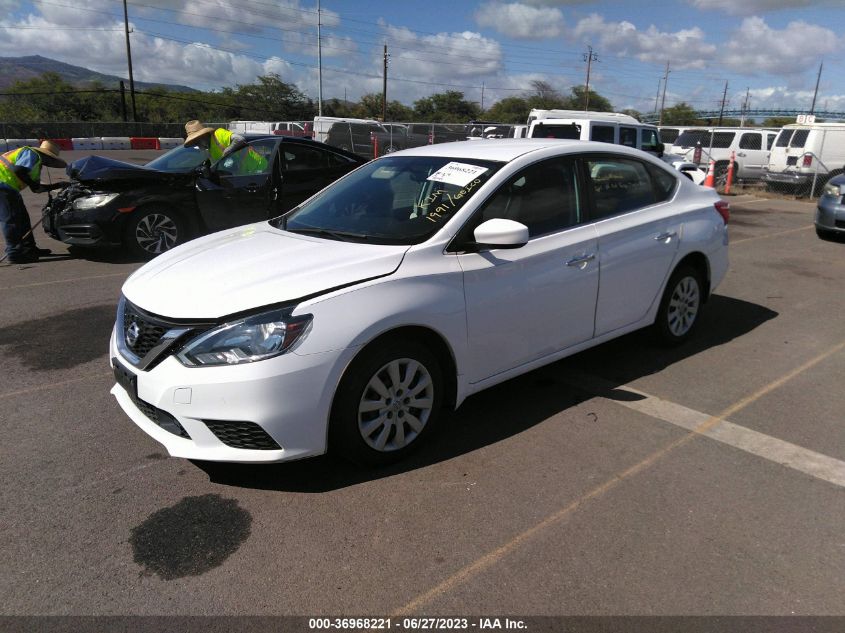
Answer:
xmin=0 ymin=140 xmax=68 ymax=264
xmin=183 ymin=120 xmax=267 ymax=174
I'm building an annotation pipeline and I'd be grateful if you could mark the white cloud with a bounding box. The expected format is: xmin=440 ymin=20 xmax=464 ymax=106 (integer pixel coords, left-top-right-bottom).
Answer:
xmin=745 ymin=85 xmax=845 ymax=112
xmin=689 ymin=0 xmax=842 ymax=16
xmin=722 ymin=17 xmax=839 ymax=76
xmin=474 ymin=2 xmax=566 ymax=39
xmin=570 ymin=14 xmax=717 ymax=69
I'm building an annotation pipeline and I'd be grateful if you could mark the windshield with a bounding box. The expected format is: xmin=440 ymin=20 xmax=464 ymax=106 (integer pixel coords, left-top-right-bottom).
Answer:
xmin=145 ymin=145 xmax=208 ymax=172
xmin=276 ymin=156 xmax=503 ymax=245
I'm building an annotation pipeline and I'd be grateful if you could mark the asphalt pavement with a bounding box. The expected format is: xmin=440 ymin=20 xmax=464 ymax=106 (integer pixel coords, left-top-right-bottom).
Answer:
xmin=1 ymin=152 xmax=843 ymax=620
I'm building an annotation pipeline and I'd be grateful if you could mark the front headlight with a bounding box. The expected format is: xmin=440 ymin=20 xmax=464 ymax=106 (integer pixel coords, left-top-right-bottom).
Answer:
xmin=73 ymin=193 xmax=120 ymax=210
xmin=823 ymin=182 xmax=841 ymax=198
xmin=177 ymin=308 xmax=312 ymax=367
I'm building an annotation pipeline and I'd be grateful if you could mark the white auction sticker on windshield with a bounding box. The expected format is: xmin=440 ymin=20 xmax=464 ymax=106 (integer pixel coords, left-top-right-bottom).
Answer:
xmin=426 ymin=162 xmax=488 ymax=187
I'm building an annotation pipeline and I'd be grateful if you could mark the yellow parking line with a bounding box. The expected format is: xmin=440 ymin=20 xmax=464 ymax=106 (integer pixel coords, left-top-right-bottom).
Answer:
xmin=732 ymin=225 xmax=813 ymax=244
xmin=392 ymin=340 xmax=845 ymax=616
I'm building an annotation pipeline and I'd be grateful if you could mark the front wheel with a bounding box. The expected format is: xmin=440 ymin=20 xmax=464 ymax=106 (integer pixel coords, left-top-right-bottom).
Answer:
xmin=124 ymin=205 xmax=187 ymax=259
xmin=653 ymin=265 xmax=704 ymax=345
xmin=330 ymin=339 xmax=443 ymax=466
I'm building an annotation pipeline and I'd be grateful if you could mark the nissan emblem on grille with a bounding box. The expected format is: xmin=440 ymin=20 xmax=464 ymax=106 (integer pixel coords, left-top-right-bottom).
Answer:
xmin=126 ymin=321 xmax=141 ymax=348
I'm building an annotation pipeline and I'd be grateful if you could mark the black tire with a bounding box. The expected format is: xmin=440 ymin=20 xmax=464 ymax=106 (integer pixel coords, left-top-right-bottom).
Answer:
xmin=653 ymin=265 xmax=705 ymax=346
xmin=329 ymin=338 xmax=444 ymax=466
xmin=124 ymin=205 xmax=187 ymax=259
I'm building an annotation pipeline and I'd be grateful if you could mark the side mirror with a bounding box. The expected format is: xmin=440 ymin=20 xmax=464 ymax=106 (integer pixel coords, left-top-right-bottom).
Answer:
xmin=471 ymin=218 xmax=529 ymax=250
xmin=196 ymin=159 xmax=212 ymax=180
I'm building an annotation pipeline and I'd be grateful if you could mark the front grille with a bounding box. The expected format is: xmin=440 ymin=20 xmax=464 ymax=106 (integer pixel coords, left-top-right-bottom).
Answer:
xmin=203 ymin=420 xmax=281 ymax=450
xmin=123 ymin=304 xmax=169 ymax=358
xmin=135 ymin=397 xmax=191 ymax=438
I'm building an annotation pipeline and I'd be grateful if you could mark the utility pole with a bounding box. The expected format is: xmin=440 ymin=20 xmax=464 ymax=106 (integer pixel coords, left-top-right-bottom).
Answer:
xmin=119 ymin=80 xmax=127 ymax=122
xmin=317 ymin=0 xmax=323 ymax=117
xmin=583 ymin=45 xmax=597 ymax=111
xmin=658 ymin=61 xmax=670 ymax=125
xmin=122 ymin=0 xmax=137 ymax=122
xmin=481 ymin=82 xmax=485 ymax=111
xmin=717 ymin=80 xmax=728 ymax=126
xmin=382 ymin=43 xmax=388 ymax=121
xmin=740 ymin=87 xmax=750 ymax=127
xmin=653 ymin=77 xmax=662 ymax=115
xmin=810 ymin=60 xmax=823 ymax=115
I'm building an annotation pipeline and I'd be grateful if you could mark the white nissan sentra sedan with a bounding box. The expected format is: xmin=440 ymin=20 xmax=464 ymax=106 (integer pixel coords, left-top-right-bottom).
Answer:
xmin=110 ymin=139 xmax=729 ymax=466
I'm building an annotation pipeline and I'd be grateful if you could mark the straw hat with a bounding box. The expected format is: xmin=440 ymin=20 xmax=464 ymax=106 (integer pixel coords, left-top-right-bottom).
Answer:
xmin=184 ymin=120 xmax=216 ymax=146
xmin=33 ymin=140 xmax=67 ymax=168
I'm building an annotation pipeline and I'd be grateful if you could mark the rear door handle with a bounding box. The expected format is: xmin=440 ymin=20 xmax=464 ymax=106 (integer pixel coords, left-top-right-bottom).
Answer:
xmin=566 ymin=253 xmax=596 ymax=269
xmin=655 ymin=231 xmax=677 ymax=242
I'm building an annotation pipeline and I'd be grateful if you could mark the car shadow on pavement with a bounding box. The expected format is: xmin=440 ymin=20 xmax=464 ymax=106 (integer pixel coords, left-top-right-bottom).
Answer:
xmin=193 ymin=294 xmax=778 ymax=493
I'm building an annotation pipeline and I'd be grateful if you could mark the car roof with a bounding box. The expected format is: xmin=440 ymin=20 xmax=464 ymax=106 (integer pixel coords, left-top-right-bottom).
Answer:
xmin=389 ymin=138 xmax=653 ymax=162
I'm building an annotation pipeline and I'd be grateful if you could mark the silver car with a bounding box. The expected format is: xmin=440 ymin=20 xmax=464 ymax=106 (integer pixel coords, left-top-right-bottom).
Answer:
xmin=816 ymin=174 xmax=845 ymax=240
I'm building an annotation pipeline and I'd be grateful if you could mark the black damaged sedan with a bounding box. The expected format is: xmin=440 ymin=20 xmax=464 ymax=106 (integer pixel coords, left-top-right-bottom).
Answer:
xmin=43 ymin=136 xmax=365 ymax=258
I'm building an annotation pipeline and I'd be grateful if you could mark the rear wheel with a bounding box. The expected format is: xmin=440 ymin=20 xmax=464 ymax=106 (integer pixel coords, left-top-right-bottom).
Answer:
xmin=653 ymin=265 xmax=704 ymax=346
xmin=330 ymin=338 xmax=443 ymax=466
xmin=124 ymin=205 xmax=187 ymax=259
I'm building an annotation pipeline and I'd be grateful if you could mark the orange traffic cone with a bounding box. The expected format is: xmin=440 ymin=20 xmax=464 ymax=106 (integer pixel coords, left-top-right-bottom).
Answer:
xmin=703 ymin=159 xmax=716 ymax=188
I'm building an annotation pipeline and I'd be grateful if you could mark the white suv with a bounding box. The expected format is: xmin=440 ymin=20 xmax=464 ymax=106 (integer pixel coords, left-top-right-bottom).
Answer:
xmin=668 ymin=127 xmax=777 ymax=182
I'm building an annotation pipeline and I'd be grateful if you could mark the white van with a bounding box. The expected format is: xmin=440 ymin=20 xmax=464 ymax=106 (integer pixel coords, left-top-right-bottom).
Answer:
xmin=763 ymin=123 xmax=845 ymax=192
xmin=668 ymin=127 xmax=777 ymax=181
xmin=228 ymin=120 xmax=312 ymax=138
xmin=526 ymin=109 xmax=663 ymax=156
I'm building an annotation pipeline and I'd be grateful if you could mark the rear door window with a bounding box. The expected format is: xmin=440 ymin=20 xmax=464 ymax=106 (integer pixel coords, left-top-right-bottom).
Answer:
xmin=710 ymin=132 xmax=735 ymax=148
xmin=619 ymin=127 xmax=637 ymax=148
xmin=739 ymin=133 xmax=761 ymax=150
xmin=591 ymin=125 xmax=616 ymax=144
xmin=775 ymin=130 xmax=793 ymax=147
xmin=585 ymin=156 xmax=657 ymax=220
xmin=660 ymin=128 xmax=680 ymax=143
xmin=767 ymin=133 xmax=775 ymax=150
xmin=790 ymin=130 xmax=810 ymax=148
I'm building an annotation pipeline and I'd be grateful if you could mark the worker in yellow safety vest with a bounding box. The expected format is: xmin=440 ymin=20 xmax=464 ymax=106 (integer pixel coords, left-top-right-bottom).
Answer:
xmin=183 ymin=120 xmax=268 ymax=175
xmin=0 ymin=140 xmax=68 ymax=264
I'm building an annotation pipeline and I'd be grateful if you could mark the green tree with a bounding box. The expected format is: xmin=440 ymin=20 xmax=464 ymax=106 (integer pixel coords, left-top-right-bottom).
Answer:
xmin=413 ymin=91 xmax=481 ymax=122
xmin=660 ymin=102 xmax=702 ymax=125
xmin=523 ymin=80 xmax=567 ymax=110
xmin=485 ymin=96 xmax=530 ymax=123
xmin=565 ymin=86 xmax=614 ymax=112
xmin=762 ymin=117 xmax=795 ymax=127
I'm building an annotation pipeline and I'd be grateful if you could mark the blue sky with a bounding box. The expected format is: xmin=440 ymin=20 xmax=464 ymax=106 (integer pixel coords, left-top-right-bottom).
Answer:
xmin=1 ymin=0 xmax=843 ymax=115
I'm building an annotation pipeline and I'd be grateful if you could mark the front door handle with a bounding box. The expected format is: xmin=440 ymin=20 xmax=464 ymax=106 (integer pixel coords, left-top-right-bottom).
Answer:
xmin=566 ymin=253 xmax=596 ymax=269
xmin=655 ymin=231 xmax=677 ymax=242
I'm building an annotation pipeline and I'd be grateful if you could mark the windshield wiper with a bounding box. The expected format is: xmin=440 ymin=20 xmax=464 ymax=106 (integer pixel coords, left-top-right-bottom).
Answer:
xmin=285 ymin=226 xmax=370 ymax=242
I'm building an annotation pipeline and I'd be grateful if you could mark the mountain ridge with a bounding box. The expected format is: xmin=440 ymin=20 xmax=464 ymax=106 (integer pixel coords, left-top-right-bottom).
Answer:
xmin=0 ymin=55 xmax=198 ymax=93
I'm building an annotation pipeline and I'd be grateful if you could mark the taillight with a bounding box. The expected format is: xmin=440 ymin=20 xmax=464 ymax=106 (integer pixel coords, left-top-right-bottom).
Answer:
xmin=715 ymin=200 xmax=730 ymax=225
xmin=803 ymin=154 xmax=813 ymax=167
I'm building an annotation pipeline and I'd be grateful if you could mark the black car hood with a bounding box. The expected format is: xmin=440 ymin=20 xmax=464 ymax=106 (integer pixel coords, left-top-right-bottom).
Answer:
xmin=67 ymin=155 xmax=186 ymax=182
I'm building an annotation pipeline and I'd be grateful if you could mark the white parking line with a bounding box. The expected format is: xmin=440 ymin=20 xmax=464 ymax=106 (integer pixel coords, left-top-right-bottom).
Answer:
xmin=560 ymin=370 xmax=845 ymax=489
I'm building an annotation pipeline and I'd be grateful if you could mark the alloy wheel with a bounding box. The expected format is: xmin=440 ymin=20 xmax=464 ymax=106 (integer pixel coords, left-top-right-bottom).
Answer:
xmin=136 ymin=214 xmax=178 ymax=254
xmin=357 ymin=357 xmax=434 ymax=452
xmin=667 ymin=276 xmax=700 ymax=337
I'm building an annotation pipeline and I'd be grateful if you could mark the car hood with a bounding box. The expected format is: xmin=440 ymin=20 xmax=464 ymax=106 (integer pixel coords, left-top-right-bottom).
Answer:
xmin=67 ymin=155 xmax=184 ymax=182
xmin=122 ymin=223 xmax=410 ymax=319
